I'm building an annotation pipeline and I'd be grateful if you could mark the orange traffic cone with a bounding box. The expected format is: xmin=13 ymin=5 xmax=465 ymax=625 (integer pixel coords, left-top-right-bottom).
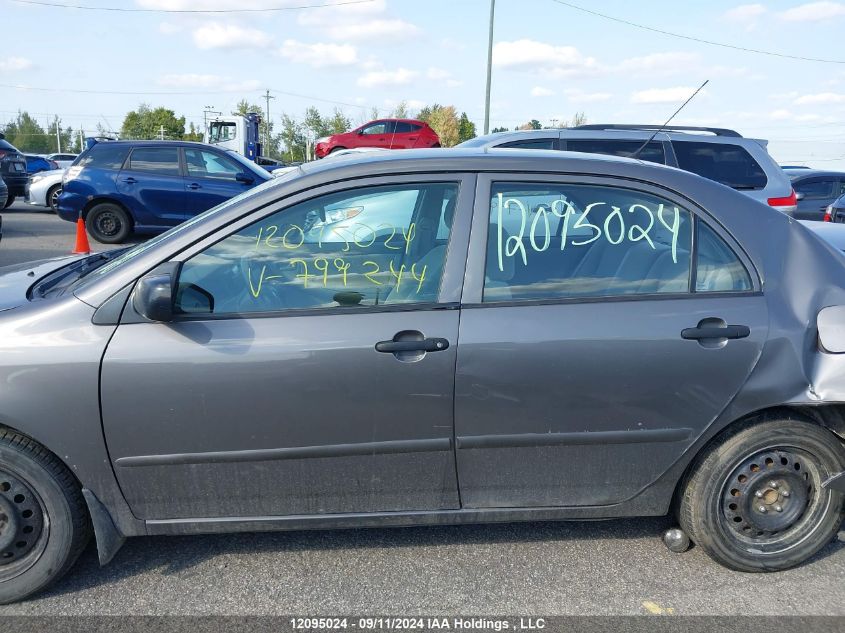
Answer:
xmin=72 ymin=213 xmax=91 ymax=255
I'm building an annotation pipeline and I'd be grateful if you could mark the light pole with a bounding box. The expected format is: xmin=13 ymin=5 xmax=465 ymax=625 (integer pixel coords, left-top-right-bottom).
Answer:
xmin=483 ymin=0 xmax=496 ymax=135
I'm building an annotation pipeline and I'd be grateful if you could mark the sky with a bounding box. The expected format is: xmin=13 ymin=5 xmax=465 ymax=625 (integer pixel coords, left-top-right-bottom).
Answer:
xmin=2 ymin=0 xmax=845 ymax=168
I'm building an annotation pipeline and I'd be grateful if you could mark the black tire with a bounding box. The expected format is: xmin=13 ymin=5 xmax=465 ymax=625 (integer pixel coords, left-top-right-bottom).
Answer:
xmin=3 ymin=196 xmax=14 ymax=209
xmin=679 ymin=416 xmax=845 ymax=572
xmin=86 ymin=202 xmax=132 ymax=244
xmin=46 ymin=185 xmax=62 ymax=213
xmin=0 ymin=428 xmax=91 ymax=604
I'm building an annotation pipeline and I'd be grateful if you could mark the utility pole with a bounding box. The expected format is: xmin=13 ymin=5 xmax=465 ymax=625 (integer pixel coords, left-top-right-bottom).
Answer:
xmin=483 ymin=0 xmax=496 ymax=135
xmin=159 ymin=125 xmax=165 ymax=141
xmin=263 ymin=89 xmax=275 ymax=156
xmin=55 ymin=118 xmax=61 ymax=153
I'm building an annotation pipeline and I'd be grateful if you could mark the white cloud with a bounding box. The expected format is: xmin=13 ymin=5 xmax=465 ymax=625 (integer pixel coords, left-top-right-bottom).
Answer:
xmin=616 ymin=52 xmax=700 ymax=76
xmin=769 ymin=109 xmax=831 ymax=122
xmin=794 ymin=92 xmax=845 ymax=104
xmin=631 ymin=86 xmax=705 ymax=104
xmin=357 ymin=68 xmax=418 ymax=88
xmin=158 ymin=21 xmax=182 ymax=35
xmin=157 ymin=73 xmax=260 ymax=92
xmin=493 ymin=39 xmax=599 ymax=77
xmin=192 ymin=23 xmax=272 ymax=50
xmin=324 ymin=19 xmax=419 ymax=41
xmin=426 ymin=67 xmax=463 ymax=87
xmin=278 ymin=39 xmax=358 ymax=67
xmin=564 ymin=89 xmax=613 ymax=103
xmin=0 ymin=57 xmax=33 ymax=72
xmin=724 ymin=3 xmax=768 ymax=28
xmin=531 ymin=86 xmax=555 ymax=97
xmin=779 ymin=1 xmax=845 ymax=21
xmin=297 ymin=0 xmax=419 ymax=42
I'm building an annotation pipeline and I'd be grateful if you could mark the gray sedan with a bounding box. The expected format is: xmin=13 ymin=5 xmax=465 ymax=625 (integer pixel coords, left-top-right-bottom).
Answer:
xmin=0 ymin=149 xmax=844 ymax=603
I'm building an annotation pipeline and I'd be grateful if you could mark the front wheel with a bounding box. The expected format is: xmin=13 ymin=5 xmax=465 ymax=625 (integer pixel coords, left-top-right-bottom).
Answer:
xmin=86 ymin=203 xmax=132 ymax=244
xmin=679 ymin=416 xmax=845 ymax=572
xmin=0 ymin=429 xmax=91 ymax=604
xmin=46 ymin=185 xmax=62 ymax=212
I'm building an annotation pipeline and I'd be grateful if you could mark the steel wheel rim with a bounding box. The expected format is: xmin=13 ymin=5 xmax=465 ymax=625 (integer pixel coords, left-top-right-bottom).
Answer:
xmin=0 ymin=468 xmax=48 ymax=582
xmin=95 ymin=211 xmax=121 ymax=237
xmin=718 ymin=446 xmax=830 ymax=553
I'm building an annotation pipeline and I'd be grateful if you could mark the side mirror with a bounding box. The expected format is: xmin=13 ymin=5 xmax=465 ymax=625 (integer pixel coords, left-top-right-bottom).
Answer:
xmin=795 ymin=192 xmax=805 ymax=201
xmin=132 ymin=262 xmax=180 ymax=322
xmin=236 ymin=172 xmax=255 ymax=184
xmin=357 ymin=129 xmax=364 ymax=135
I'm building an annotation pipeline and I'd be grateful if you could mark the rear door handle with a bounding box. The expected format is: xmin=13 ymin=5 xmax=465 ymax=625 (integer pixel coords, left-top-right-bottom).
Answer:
xmin=375 ymin=338 xmax=450 ymax=353
xmin=187 ymin=183 xmax=201 ymax=190
xmin=122 ymin=177 xmax=138 ymax=184
xmin=681 ymin=324 xmax=750 ymax=340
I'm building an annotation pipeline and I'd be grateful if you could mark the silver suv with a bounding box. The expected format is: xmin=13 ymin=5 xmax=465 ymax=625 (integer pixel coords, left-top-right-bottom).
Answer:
xmin=459 ymin=125 xmax=798 ymax=215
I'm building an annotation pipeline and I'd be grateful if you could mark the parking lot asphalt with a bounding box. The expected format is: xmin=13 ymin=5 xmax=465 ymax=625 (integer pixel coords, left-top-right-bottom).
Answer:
xmin=0 ymin=202 xmax=843 ymax=616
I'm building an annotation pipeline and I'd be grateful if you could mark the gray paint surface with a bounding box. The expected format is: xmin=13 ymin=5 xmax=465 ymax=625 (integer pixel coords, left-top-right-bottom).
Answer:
xmin=0 ymin=149 xmax=843 ymax=540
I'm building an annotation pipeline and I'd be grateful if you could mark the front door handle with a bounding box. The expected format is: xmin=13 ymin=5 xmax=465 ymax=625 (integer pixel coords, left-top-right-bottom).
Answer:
xmin=375 ymin=338 xmax=450 ymax=353
xmin=122 ymin=177 xmax=138 ymax=184
xmin=187 ymin=182 xmax=202 ymax=190
xmin=682 ymin=323 xmax=750 ymax=340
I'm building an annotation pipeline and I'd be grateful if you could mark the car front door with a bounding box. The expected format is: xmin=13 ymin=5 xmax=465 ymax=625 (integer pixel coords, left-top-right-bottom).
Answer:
xmin=116 ymin=146 xmax=187 ymax=227
xmin=357 ymin=121 xmax=395 ymax=149
xmin=794 ymin=177 xmax=837 ymax=221
xmin=454 ymin=175 xmax=769 ymax=508
xmin=100 ymin=175 xmax=473 ymax=520
xmin=183 ymin=147 xmax=257 ymax=217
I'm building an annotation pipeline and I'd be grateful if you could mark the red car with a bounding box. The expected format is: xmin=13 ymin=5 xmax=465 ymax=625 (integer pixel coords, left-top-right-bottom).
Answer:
xmin=315 ymin=118 xmax=440 ymax=158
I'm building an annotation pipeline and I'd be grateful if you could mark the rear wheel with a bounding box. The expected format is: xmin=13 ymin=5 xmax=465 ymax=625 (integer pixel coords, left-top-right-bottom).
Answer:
xmin=0 ymin=429 xmax=91 ymax=604
xmin=86 ymin=202 xmax=132 ymax=244
xmin=46 ymin=185 xmax=62 ymax=212
xmin=3 ymin=196 xmax=14 ymax=209
xmin=679 ymin=417 xmax=845 ymax=572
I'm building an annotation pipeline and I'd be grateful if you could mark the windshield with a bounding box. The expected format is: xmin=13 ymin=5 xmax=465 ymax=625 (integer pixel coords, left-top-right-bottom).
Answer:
xmin=70 ymin=173 xmax=297 ymax=292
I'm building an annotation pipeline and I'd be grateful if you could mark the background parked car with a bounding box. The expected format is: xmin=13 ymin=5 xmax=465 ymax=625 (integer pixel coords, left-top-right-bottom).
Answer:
xmin=26 ymin=168 xmax=65 ymax=211
xmin=45 ymin=153 xmax=78 ymax=169
xmin=24 ymin=154 xmax=58 ymax=175
xmin=0 ymin=134 xmax=28 ymax=208
xmin=0 ymin=173 xmax=7 ymax=209
xmin=458 ymin=125 xmax=798 ymax=215
xmin=315 ymin=118 xmax=440 ymax=158
xmin=58 ymin=140 xmax=271 ymax=243
xmin=784 ymin=169 xmax=845 ymax=221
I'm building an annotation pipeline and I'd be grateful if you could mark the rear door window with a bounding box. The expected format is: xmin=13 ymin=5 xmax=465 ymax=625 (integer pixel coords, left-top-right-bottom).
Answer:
xmin=794 ymin=179 xmax=836 ymax=200
xmin=672 ymin=141 xmax=767 ymax=190
xmin=394 ymin=122 xmax=421 ymax=133
xmin=500 ymin=138 xmax=558 ymax=150
xmin=126 ymin=147 xmax=180 ymax=176
xmin=482 ymin=182 xmax=693 ymax=301
xmin=565 ymin=139 xmax=666 ymax=164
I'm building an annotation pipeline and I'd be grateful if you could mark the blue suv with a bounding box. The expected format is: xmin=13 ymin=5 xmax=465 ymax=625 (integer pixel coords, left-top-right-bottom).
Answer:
xmin=58 ymin=140 xmax=270 ymax=243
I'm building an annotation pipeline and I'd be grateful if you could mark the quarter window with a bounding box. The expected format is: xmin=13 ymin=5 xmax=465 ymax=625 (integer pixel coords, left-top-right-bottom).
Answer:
xmin=695 ymin=221 xmax=752 ymax=292
xmin=672 ymin=141 xmax=767 ymax=190
xmin=483 ymin=183 xmax=692 ymax=301
xmin=127 ymin=147 xmax=180 ymax=176
xmin=176 ymin=183 xmax=459 ymax=315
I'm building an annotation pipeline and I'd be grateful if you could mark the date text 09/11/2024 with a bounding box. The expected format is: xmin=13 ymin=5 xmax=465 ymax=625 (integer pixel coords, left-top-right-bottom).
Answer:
xmin=289 ymin=617 xmax=548 ymax=631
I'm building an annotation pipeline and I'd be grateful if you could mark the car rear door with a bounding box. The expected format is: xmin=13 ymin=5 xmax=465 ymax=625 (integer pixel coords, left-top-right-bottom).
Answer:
xmin=793 ymin=177 xmax=837 ymax=221
xmin=183 ymin=147 xmax=257 ymax=216
xmin=100 ymin=174 xmax=474 ymax=520
xmin=116 ymin=146 xmax=187 ymax=227
xmin=454 ymin=174 xmax=769 ymax=508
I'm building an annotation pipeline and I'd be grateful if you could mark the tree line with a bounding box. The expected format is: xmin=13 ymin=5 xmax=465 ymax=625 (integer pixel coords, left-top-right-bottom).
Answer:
xmin=2 ymin=102 xmax=587 ymax=160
